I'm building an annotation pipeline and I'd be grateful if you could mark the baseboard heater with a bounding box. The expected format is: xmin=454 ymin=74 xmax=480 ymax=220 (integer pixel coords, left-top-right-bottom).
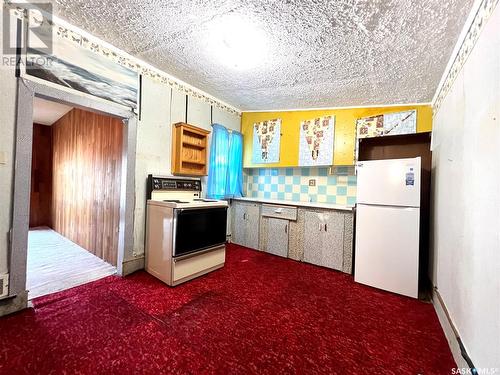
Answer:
xmin=434 ymin=287 xmax=478 ymax=375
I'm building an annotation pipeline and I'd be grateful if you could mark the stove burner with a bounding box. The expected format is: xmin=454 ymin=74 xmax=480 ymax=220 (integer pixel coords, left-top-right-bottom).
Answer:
xmin=194 ymin=198 xmax=218 ymax=202
xmin=162 ymin=200 xmax=190 ymax=203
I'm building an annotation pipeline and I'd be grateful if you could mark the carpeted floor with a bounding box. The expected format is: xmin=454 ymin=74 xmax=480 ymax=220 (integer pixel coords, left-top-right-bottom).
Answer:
xmin=27 ymin=227 xmax=117 ymax=299
xmin=0 ymin=244 xmax=455 ymax=374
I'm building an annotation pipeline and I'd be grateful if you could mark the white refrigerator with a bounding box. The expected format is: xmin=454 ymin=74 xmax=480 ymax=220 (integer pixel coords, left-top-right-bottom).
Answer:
xmin=354 ymin=157 xmax=421 ymax=298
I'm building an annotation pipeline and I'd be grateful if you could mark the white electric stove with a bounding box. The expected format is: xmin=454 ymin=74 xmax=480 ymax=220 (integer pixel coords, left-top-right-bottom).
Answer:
xmin=145 ymin=175 xmax=228 ymax=286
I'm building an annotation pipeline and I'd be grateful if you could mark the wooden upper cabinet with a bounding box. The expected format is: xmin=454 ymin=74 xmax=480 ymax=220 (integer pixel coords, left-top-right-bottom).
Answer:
xmin=171 ymin=122 xmax=210 ymax=176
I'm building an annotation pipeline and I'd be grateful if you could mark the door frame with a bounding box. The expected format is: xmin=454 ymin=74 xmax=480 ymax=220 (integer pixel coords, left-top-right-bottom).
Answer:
xmin=9 ymin=77 xmax=138 ymax=301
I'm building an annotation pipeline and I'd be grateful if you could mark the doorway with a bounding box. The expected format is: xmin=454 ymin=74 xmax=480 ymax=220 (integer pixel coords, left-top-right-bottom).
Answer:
xmin=9 ymin=79 xmax=137 ymax=305
xmin=27 ymin=98 xmax=123 ymax=298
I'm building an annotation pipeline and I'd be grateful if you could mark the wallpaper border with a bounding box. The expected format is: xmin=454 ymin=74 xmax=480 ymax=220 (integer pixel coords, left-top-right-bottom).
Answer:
xmin=433 ymin=0 xmax=499 ymax=115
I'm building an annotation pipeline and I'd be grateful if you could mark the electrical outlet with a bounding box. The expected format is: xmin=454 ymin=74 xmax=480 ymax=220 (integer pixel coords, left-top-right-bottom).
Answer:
xmin=0 ymin=274 xmax=9 ymax=298
xmin=308 ymin=179 xmax=316 ymax=187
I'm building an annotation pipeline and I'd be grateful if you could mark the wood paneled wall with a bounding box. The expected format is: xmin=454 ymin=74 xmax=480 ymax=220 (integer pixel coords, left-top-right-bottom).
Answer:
xmin=30 ymin=123 xmax=53 ymax=228
xmin=52 ymin=108 xmax=123 ymax=266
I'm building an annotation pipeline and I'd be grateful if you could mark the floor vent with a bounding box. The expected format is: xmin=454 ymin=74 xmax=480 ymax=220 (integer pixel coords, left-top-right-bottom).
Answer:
xmin=0 ymin=274 xmax=8 ymax=298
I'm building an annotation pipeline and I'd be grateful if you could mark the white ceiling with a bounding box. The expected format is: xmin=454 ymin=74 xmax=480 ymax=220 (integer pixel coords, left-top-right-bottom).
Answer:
xmin=33 ymin=97 xmax=73 ymax=125
xmin=46 ymin=0 xmax=474 ymax=111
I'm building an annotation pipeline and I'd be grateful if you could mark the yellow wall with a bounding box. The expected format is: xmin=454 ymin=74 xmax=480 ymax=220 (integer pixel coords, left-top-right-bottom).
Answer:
xmin=242 ymin=105 xmax=432 ymax=167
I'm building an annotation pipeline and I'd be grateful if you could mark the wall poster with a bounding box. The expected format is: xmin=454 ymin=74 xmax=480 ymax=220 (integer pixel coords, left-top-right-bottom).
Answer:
xmin=298 ymin=115 xmax=335 ymax=166
xmin=25 ymin=16 xmax=138 ymax=109
xmin=252 ymin=119 xmax=281 ymax=164
xmin=356 ymin=110 xmax=417 ymax=139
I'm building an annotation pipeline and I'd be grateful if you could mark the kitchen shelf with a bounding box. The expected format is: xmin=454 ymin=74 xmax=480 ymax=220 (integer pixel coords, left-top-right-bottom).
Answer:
xmin=172 ymin=122 xmax=210 ymax=176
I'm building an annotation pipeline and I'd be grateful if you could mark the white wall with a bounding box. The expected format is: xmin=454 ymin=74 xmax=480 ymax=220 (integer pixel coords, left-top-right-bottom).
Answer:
xmin=431 ymin=4 xmax=500 ymax=369
xmin=133 ymin=77 xmax=240 ymax=256
xmin=0 ymin=5 xmax=18 ymax=276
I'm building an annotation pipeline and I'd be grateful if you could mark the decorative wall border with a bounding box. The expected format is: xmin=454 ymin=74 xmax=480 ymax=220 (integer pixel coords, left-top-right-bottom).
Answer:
xmin=433 ymin=0 xmax=499 ymax=115
xmin=8 ymin=3 xmax=241 ymax=116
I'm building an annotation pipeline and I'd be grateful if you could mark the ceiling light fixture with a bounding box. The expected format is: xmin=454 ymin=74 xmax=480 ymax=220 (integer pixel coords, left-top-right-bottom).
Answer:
xmin=208 ymin=16 xmax=269 ymax=70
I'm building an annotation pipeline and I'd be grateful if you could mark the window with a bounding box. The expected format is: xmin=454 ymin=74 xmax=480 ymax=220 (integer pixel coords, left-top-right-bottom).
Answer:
xmin=207 ymin=124 xmax=243 ymax=199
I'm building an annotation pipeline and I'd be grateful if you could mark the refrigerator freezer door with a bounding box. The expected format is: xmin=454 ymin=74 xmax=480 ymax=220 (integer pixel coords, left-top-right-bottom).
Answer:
xmin=354 ymin=204 xmax=419 ymax=298
xmin=356 ymin=157 xmax=421 ymax=207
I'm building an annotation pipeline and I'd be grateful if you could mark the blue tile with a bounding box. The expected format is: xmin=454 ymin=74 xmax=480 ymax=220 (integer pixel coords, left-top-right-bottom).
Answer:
xmin=271 ymin=168 xmax=278 ymax=176
xmin=337 ymin=186 xmax=347 ymax=196
xmin=300 ymin=185 xmax=309 ymax=193
xmin=292 ymin=193 xmax=300 ymax=201
xmin=318 ymin=185 xmax=327 ymax=195
xmin=327 ymin=195 xmax=336 ymax=203
xmin=271 ymin=184 xmax=278 ymax=192
xmin=293 ymin=176 xmax=300 ymax=185
xmin=251 ymin=191 xmax=258 ymax=197
xmin=327 ymin=175 xmax=337 ymax=185
xmin=253 ymin=176 xmax=259 ymax=184
xmin=285 ymin=185 xmax=293 ymax=193
xmin=348 ymin=175 xmax=357 ymax=185
xmin=318 ymin=168 xmax=328 ymax=176
xmin=259 ymin=169 xmax=265 ymax=176
xmin=264 ymin=175 xmax=271 ymax=184
xmin=264 ymin=191 xmax=271 ymax=198
xmin=278 ymin=175 xmax=285 ymax=184
xmin=310 ymin=195 xmax=317 ymax=202
xmin=285 ymin=168 xmax=293 ymax=176
xmin=258 ymin=183 xmax=264 ymax=191
xmin=277 ymin=192 xmax=285 ymax=200
xmin=347 ymin=196 xmax=356 ymax=206
xmin=301 ymin=168 xmax=310 ymax=176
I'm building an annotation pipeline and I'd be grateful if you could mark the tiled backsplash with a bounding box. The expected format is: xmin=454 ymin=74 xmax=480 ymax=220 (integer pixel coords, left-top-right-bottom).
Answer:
xmin=243 ymin=166 xmax=357 ymax=206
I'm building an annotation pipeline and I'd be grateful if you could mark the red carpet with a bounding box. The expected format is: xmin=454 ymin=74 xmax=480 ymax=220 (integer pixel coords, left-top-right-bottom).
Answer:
xmin=0 ymin=244 xmax=455 ymax=374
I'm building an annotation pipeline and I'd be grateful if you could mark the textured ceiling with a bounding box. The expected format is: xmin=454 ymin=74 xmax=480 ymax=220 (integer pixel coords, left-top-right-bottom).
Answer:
xmin=46 ymin=0 xmax=474 ymax=111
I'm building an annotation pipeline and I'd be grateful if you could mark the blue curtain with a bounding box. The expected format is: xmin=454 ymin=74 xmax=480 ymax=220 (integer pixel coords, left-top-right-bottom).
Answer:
xmin=226 ymin=131 xmax=243 ymax=198
xmin=207 ymin=124 xmax=243 ymax=199
xmin=207 ymin=124 xmax=230 ymax=199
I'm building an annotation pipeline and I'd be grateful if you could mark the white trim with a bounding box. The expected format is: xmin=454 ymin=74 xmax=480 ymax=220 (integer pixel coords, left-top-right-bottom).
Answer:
xmin=433 ymin=288 xmax=470 ymax=371
xmin=242 ymin=102 xmax=432 ymax=113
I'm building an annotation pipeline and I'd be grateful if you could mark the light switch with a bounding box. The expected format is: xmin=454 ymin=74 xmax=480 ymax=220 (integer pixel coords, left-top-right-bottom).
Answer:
xmin=0 ymin=151 xmax=6 ymax=165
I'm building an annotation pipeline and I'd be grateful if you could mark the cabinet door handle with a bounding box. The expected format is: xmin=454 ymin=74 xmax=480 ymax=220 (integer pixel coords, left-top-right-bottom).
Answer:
xmin=319 ymin=224 xmax=322 ymax=231
xmin=324 ymin=224 xmax=327 ymax=232
xmin=243 ymin=213 xmax=246 ymax=220
xmin=285 ymin=225 xmax=288 ymax=234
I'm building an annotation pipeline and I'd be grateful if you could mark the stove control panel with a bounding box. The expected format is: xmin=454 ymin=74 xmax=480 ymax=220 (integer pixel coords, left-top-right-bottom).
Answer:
xmin=147 ymin=175 xmax=201 ymax=198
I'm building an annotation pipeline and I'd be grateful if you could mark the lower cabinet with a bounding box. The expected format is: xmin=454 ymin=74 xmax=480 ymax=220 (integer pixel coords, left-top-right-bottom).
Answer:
xmin=231 ymin=200 xmax=354 ymax=273
xmin=261 ymin=217 xmax=289 ymax=257
xmin=303 ymin=210 xmax=344 ymax=271
xmin=232 ymin=201 xmax=260 ymax=249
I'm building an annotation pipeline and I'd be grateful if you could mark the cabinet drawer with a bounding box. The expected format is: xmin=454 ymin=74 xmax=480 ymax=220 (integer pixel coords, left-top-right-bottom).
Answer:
xmin=261 ymin=204 xmax=297 ymax=221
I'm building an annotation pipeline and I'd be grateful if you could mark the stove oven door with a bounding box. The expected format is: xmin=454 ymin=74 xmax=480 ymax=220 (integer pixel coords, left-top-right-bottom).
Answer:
xmin=172 ymin=207 xmax=227 ymax=257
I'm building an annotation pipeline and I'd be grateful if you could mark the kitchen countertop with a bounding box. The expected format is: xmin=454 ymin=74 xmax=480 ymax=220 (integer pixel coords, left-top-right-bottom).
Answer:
xmin=232 ymin=197 xmax=354 ymax=211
